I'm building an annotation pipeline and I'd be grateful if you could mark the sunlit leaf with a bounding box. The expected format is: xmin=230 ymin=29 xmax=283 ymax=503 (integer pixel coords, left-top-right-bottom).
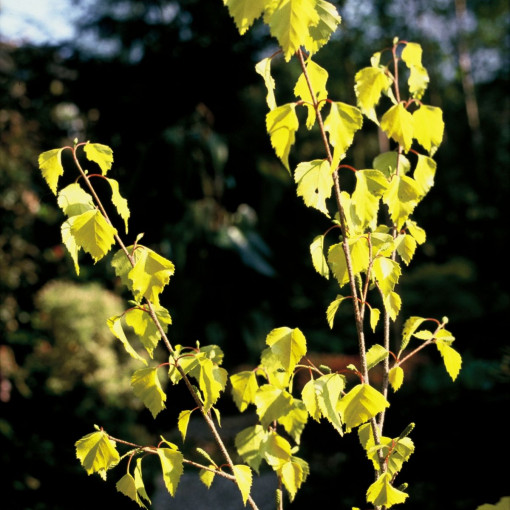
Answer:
xmin=106 ymin=177 xmax=130 ymax=233
xmin=84 ymin=142 xmax=114 ymax=175
xmin=389 ymin=366 xmax=404 ymax=391
xmin=261 ymin=431 xmax=292 ymax=470
xmin=107 ymin=314 xmax=147 ymax=365
xmin=131 ymin=367 xmax=167 ymax=418
xmin=75 ymin=430 xmax=120 ymax=476
xmin=435 ymin=337 xmax=462 ymax=381
xmin=125 ymin=305 xmax=171 ymax=357
xmin=277 ymin=398 xmax=308 ymax=444
xmin=61 ymin=220 xmax=81 ymax=275
xmin=231 ymin=370 xmax=259 ymax=412
xmin=232 ymin=464 xmax=252 ymax=505
xmin=223 ymin=0 xmax=267 ymax=35
xmin=157 ymin=448 xmax=183 ymax=497
xmin=369 ymin=306 xmax=381 ymax=332
xmin=382 ymin=291 xmax=401 ymax=322
xmin=373 ymin=151 xmax=411 ymax=178
xmin=235 ymin=425 xmax=268 ymax=473
xmin=354 ymin=67 xmax=392 ymax=124
xmin=199 ymin=467 xmax=216 ymax=489
xmin=401 ymin=316 xmax=427 ymax=352
xmin=197 ymin=357 xmax=228 ymax=411
xmin=134 ymin=458 xmax=151 ymax=505
xmin=116 ymin=473 xmax=148 ymax=509
xmin=366 ymin=472 xmax=408 ymax=507
xmin=326 ymin=295 xmax=348 ymax=329
xmin=310 ymin=235 xmax=330 ymax=279
xmin=382 ymin=174 xmax=422 ymax=229
xmin=401 ymin=42 xmax=429 ymax=100
xmin=366 ymin=344 xmax=389 ymax=371
xmin=57 ymin=183 xmax=95 ymax=217
xmin=294 ymin=159 xmax=333 ymax=216
xmin=394 ymin=233 xmax=417 ymax=266
xmin=266 ymin=327 xmax=307 ymax=374
xmin=177 ymin=409 xmax=193 ymax=442
xmin=255 ymin=56 xmax=277 ymax=111
xmin=351 ymin=169 xmax=388 ymax=229
xmin=380 ymin=103 xmax=414 ymax=152
xmin=406 ymin=219 xmax=426 ymax=245
xmin=266 ymin=103 xmax=299 ymax=171
xmin=414 ymin=154 xmax=436 ymax=197
xmin=413 ymin=105 xmax=444 ymax=155
xmin=38 ymin=148 xmax=64 ymax=195
xmin=304 ymin=0 xmax=341 ymax=54
xmin=372 ymin=257 xmax=401 ymax=298
xmin=254 ymin=384 xmax=294 ymax=429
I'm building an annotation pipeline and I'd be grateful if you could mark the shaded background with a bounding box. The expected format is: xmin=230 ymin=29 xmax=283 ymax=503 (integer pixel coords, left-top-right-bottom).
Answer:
xmin=1 ymin=0 xmax=509 ymax=508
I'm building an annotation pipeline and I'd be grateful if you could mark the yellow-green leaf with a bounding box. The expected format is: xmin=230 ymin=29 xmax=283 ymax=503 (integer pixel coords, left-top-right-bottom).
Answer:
xmin=233 ymin=464 xmax=252 ymax=506
xmin=309 ymin=373 xmax=345 ymax=434
xmin=401 ymin=316 xmax=427 ymax=352
xmin=107 ymin=314 xmax=147 ymax=365
xmin=414 ymin=154 xmax=436 ymax=197
xmin=261 ymin=431 xmax=292 ymax=470
xmin=406 ymin=219 xmax=426 ymax=245
xmin=199 ymin=467 xmax=216 ymax=489
xmin=281 ymin=459 xmax=304 ymax=501
xmin=382 ymin=291 xmax=401 ymax=322
xmin=304 ymin=0 xmax=341 ymax=55
xmin=268 ymin=0 xmax=320 ymax=61
xmin=382 ymin=174 xmax=422 ymax=229
xmin=337 ymin=384 xmax=389 ymax=431
xmin=75 ymin=430 xmax=120 ymax=476
xmin=366 ymin=472 xmax=409 ymax=507
xmin=223 ymin=0 xmax=267 ymax=35
xmin=177 ymin=409 xmax=193 ymax=442
xmin=61 ymin=220 xmax=81 ymax=275
xmin=69 ymin=209 xmax=117 ymax=262
xmin=106 ymin=177 xmax=130 ymax=233
xmin=255 ymin=56 xmax=277 ymax=111
xmin=435 ymin=338 xmax=462 ymax=381
xmin=394 ymin=233 xmax=417 ymax=266
xmin=401 ymin=42 xmax=429 ymax=100
xmin=366 ymin=344 xmax=389 ymax=371
xmin=310 ymin=235 xmax=330 ymax=279
xmin=197 ymin=357 xmax=228 ymax=411
xmin=38 ymin=148 xmax=64 ymax=195
xmin=131 ymin=367 xmax=167 ymax=418
xmin=266 ymin=327 xmax=307 ymax=374
xmin=231 ymin=370 xmax=259 ymax=412
xmin=389 ymin=366 xmax=404 ymax=391
xmin=57 ymin=183 xmax=95 ymax=217
xmin=381 ymin=103 xmax=414 ymax=152
xmin=157 ymin=448 xmax=183 ymax=497
xmin=277 ymin=398 xmax=308 ymax=444
xmin=328 ymin=236 xmax=370 ymax=288
xmin=372 ymin=257 xmax=401 ymax=298
xmin=326 ymin=295 xmax=348 ymax=329
xmin=134 ymin=458 xmax=151 ymax=505
xmin=116 ymin=473 xmax=148 ymax=509
xmin=125 ymin=305 xmax=171 ymax=357
xmin=84 ymin=142 xmax=114 ymax=175
xmin=351 ymin=169 xmax=388 ymax=229
xmin=266 ymin=103 xmax=299 ymax=172
xmin=354 ymin=67 xmax=392 ymax=124
xmin=413 ymin=105 xmax=444 ymax=155
xmin=235 ymin=425 xmax=268 ymax=473
xmin=369 ymin=306 xmax=381 ymax=332
xmin=294 ymin=159 xmax=333 ymax=216
xmin=254 ymin=384 xmax=293 ymax=429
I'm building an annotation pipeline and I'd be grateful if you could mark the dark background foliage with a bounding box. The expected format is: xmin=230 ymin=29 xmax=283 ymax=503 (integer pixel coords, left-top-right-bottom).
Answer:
xmin=1 ymin=1 xmax=509 ymax=508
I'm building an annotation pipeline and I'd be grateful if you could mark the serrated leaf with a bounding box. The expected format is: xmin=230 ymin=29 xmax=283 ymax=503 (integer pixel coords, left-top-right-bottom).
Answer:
xmin=354 ymin=67 xmax=393 ymax=124
xmin=369 ymin=307 xmax=381 ymax=332
xmin=125 ymin=305 xmax=171 ymax=357
xmin=313 ymin=373 xmax=345 ymax=434
xmin=131 ymin=367 xmax=167 ymax=418
xmin=310 ymin=235 xmax=330 ymax=279
xmin=196 ymin=447 xmax=217 ymax=467
xmin=255 ymin=56 xmax=277 ymax=111
xmin=223 ymin=0 xmax=266 ymax=35
xmin=260 ymin=347 xmax=290 ymax=389
xmin=304 ymin=0 xmax=341 ymax=55
xmin=57 ymin=183 xmax=95 ymax=217
xmin=366 ymin=472 xmax=408 ymax=507
xmin=435 ymin=339 xmax=462 ymax=381
xmin=116 ymin=473 xmax=148 ymax=509
xmin=69 ymin=209 xmax=117 ymax=262
xmin=301 ymin=378 xmax=321 ymax=422
xmin=106 ymin=177 xmax=130 ymax=233
xmin=401 ymin=316 xmax=427 ymax=351
xmin=266 ymin=327 xmax=307 ymax=374
xmin=268 ymin=0 xmax=320 ymax=61
xmin=373 ymin=151 xmax=411 ymax=178
xmin=326 ymin=295 xmax=348 ymax=329
xmin=382 ymin=174 xmax=422 ymax=229
xmin=351 ymin=169 xmax=388 ymax=229
xmin=401 ymin=42 xmax=429 ymax=100
xmin=328 ymin=237 xmax=370 ymax=288
xmin=413 ymin=105 xmax=444 ymax=155
xmin=389 ymin=366 xmax=404 ymax=391
xmin=277 ymin=398 xmax=308 ymax=444
xmin=231 ymin=371 xmax=259 ymax=412
xmin=281 ymin=459 xmax=304 ymax=502
xmin=394 ymin=233 xmax=417 ymax=265
xmin=107 ymin=314 xmax=147 ymax=365
xmin=324 ymin=101 xmax=363 ymax=171
xmin=294 ymin=59 xmax=329 ymax=129
xmin=414 ymin=154 xmax=436 ymax=197
xmin=382 ymin=291 xmax=401 ymax=322
xmin=294 ymin=159 xmax=333 ymax=216
xmin=262 ymin=431 xmax=292 ymax=469
xmin=38 ymin=148 xmax=64 ymax=195
xmin=337 ymin=384 xmax=389 ymax=431
xmin=366 ymin=344 xmax=389 ymax=371
xmin=381 ymin=103 xmax=414 ymax=152
xmin=232 ymin=465 xmax=252 ymax=505
xmin=134 ymin=457 xmax=151 ymax=505
xmin=254 ymin=384 xmax=293 ymax=429
xmin=372 ymin=257 xmax=401 ymax=298
xmin=413 ymin=329 xmax=434 ymax=340
xmin=197 ymin=357 xmax=228 ymax=411
xmin=61 ymin=220 xmax=81 ymax=274
xmin=84 ymin=143 xmax=113 ymax=175
xmin=266 ymin=103 xmax=299 ymax=171
xmin=199 ymin=467 xmax=216 ymax=489
xmin=235 ymin=425 xmax=268 ymax=473
xmin=75 ymin=430 xmax=120 ymax=476
xmin=177 ymin=409 xmax=193 ymax=442
xmin=157 ymin=448 xmax=183 ymax=497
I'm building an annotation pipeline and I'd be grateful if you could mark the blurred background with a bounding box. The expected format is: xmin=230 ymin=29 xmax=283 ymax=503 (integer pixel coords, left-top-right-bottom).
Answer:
xmin=1 ymin=1 xmax=508 ymax=509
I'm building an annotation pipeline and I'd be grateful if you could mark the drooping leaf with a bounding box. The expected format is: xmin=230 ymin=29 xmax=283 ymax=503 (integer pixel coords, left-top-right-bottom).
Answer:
xmin=61 ymin=220 xmax=81 ymax=275
xmin=116 ymin=473 xmax=148 ymax=509
xmin=369 ymin=306 xmax=381 ymax=332
xmin=394 ymin=233 xmax=417 ymax=266
xmin=372 ymin=257 xmax=401 ymax=298
xmin=401 ymin=42 xmax=429 ymax=100
xmin=177 ymin=409 xmax=193 ymax=442
xmin=106 ymin=177 xmax=130 ymax=233
xmin=324 ymin=101 xmax=363 ymax=171
xmin=84 ymin=142 xmax=114 ymax=175
xmin=268 ymin=0 xmax=320 ymax=61
xmin=354 ymin=67 xmax=393 ymax=124
xmin=366 ymin=344 xmax=389 ymax=371
xmin=413 ymin=105 xmax=444 ymax=155
xmin=254 ymin=384 xmax=294 ymax=429
xmin=277 ymin=398 xmax=308 ymax=444
xmin=197 ymin=356 xmax=228 ymax=411
xmin=366 ymin=472 xmax=408 ymax=507
xmin=382 ymin=291 xmax=401 ymax=322
xmin=382 ymin=174 xmax=422 ymax=229
xmin=107 ymin=314 xmax=147 ymax=365
xmin=406 ymin=219 xmax=426 ymax=244
xmin=310 ymin=235 xmax=330 ymax=279
xmin=57 ymin=183 xmax=95 ymax=217
xmin=196 ymin=447 xmax=217 ymax=467
xmin=69 ymin=209 xmax=117 ymax=262
xmin=401 ymin=316 xmax=427 ymax=352
xmin=414 ymin=154 xmax=436 ymax=197
xmin=232 ymin=464 xmax=253 ymax=506
xmin=134 ymin=458 xmax=151 ymax=505
xmin=304 ymin=0 xmax=341 ymax=55
xmin=380 ymin=103 xmax=414 ymax=152
xmin=38 ymin=148 xmax=65 ymax=195
xmin=255 ymin=56 xmax=277 ymax=111
xmin=235 ymin=425 xmax=268 ymax=473
xmin=328 ymin=237 xmax=370 ymax=288
xmin=280 ymin=458 xmax=307 ymax=502
xmin=261 ymin=431 xmax=292 ymax=470
xmin=223 ymin=0 xmax=267 ymax=35
xmin=266 ymin=327 xmax=307 ymax=374
xmin=294 ymin=159 xmax=333 ymax=216
xmin=294 ymin=59 xmax=329 ymax=129
xmin=131 ymin=367 xmax=167 ymax=418
xmin=260 ymin=347 xmax=291 ymax=389
xmin=337 ymin=384 xmax=389 ymax=431
xmin=266 ymin=103 xmax=299 ymax=171
xmin=75 ymin=430 xmax=120 ymax=476
xmin=326 ymin=295 xmax=348 ymax=329
xmin=311 ymin=373 xmax=345 ymax=434
xmin=389 ymin=366 xmax=404 ymax=391
xmin=199 ymin=467 xmax=216 ymax=489
xmin=301 ymin=378 xmax=321 ymax=422
xmin=157 ymin=448 xmax=184 ymax=497
xmin=435 ymin=337 xmax=462 ymax=381
xmin=231 ymin=370 xmax=259 ymax=412
xmin=373 ymin=151 xmax=411 ymax=178
xmin=351 ymin=169 xmax=388 ymax=229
